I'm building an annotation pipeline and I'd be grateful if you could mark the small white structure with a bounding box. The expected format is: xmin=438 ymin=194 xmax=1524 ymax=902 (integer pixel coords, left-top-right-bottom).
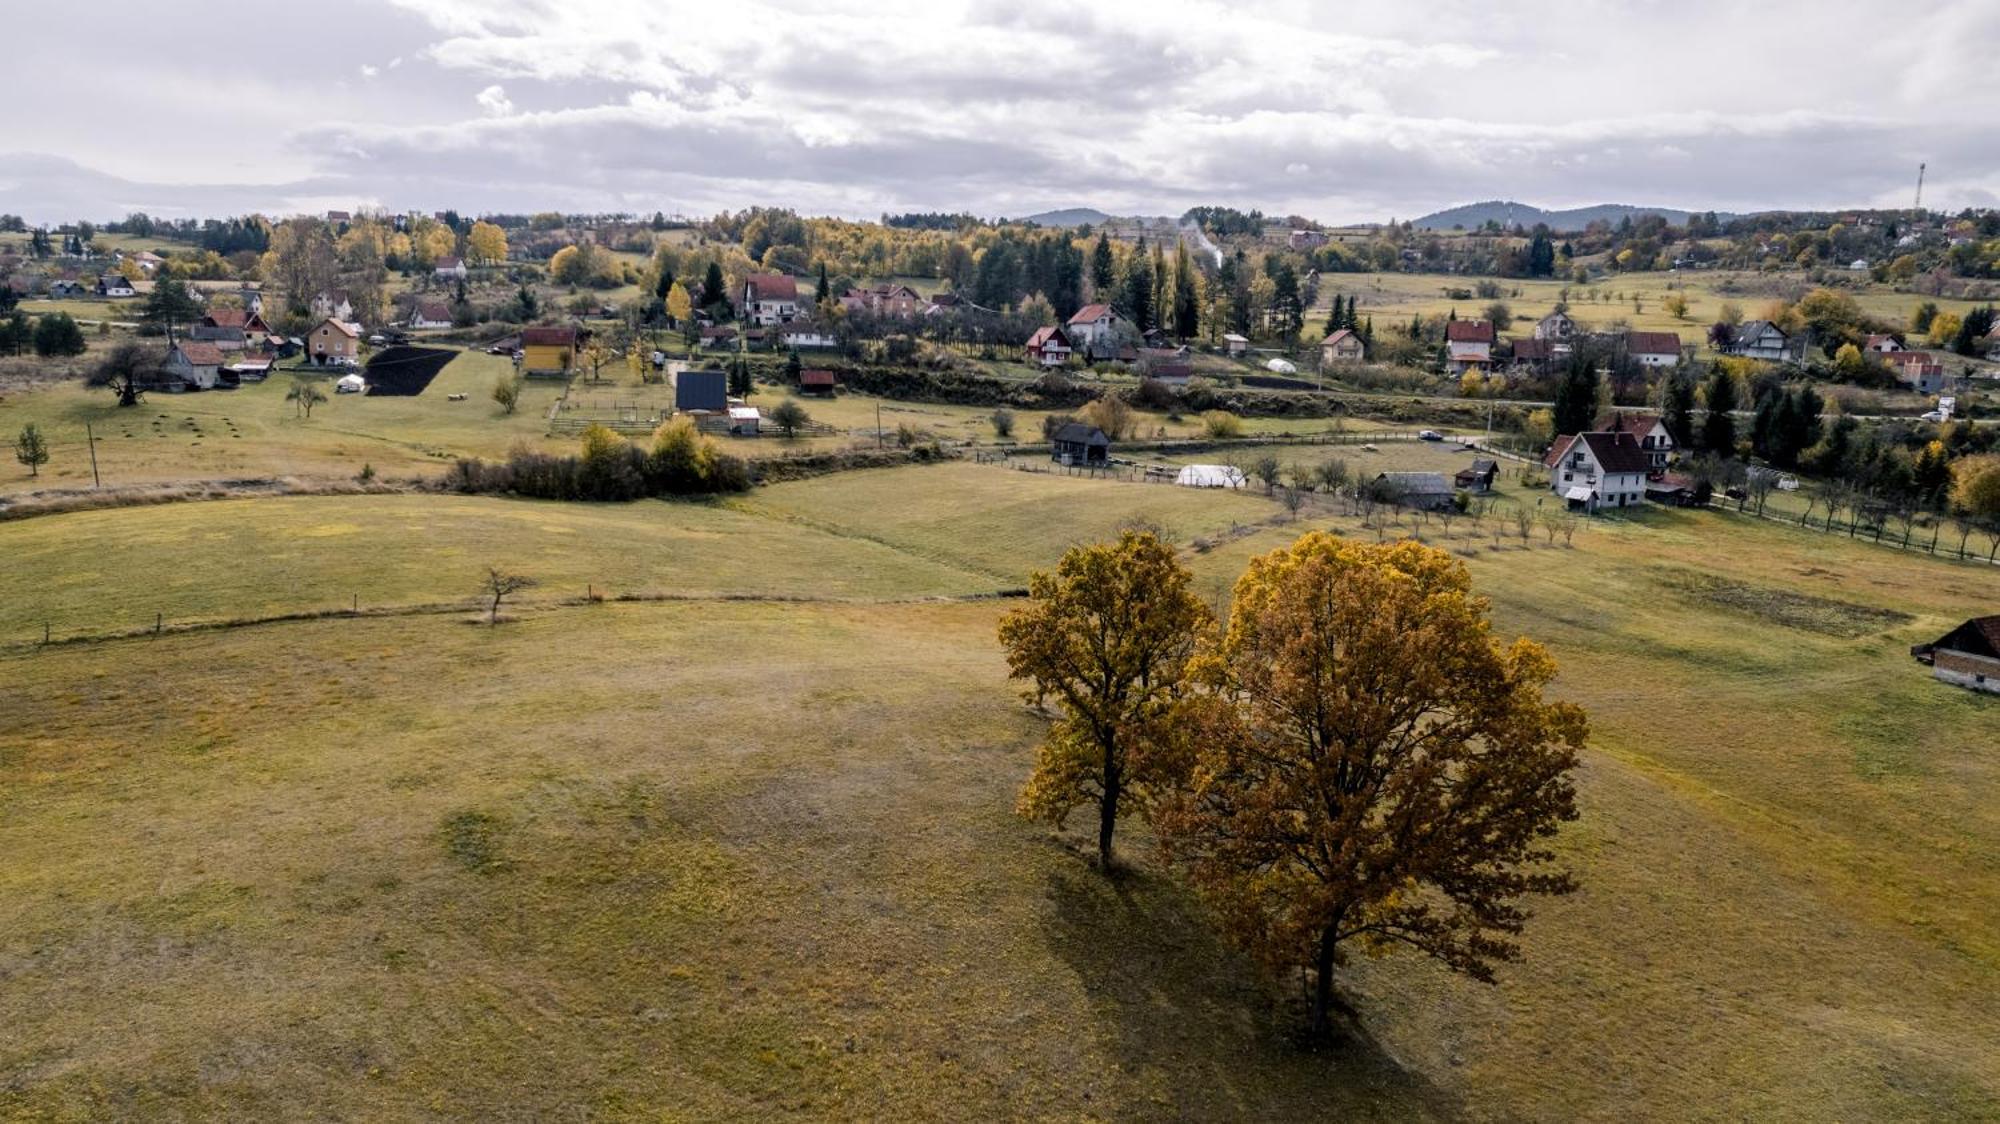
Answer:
xmin=334 ymin=373 xmax=367 ymax=394
xmin=1264 ymin=358 xmax=1298 ymax=375
xmin=727 ymin=406 xmax=761 ymax=435
xmin=1176 ymin=464 xmax=1246 ymax=489
xmin=1223 ymin=332 xmax=1249 ymax=357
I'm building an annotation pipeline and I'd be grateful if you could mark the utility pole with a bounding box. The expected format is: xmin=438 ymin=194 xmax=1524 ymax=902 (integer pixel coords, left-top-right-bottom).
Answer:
xmin=876 ymin=402 xmax=883 ymax=450
xmin=85 ymin=422 xmax=100 ymax=488
xmin=1914 ymin=162 xmax=1927 ymax=212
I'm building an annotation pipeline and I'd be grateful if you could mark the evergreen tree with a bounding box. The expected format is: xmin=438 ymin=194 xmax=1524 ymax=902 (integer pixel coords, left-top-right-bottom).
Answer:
xmin=1170 ymin=243 xmax=1199 ymax=340
xmin=700 ymin=261 xmax=730 ymax=316
xmin=1551 ymin=351 xmax=1599 ymax=436
xmin=33 ymin=311 xmax=87 ymax=357
xmin=1659 ymin=367 xmax=1698 ymax=449
xmin=1123 ymin=250 xmax=1155 ymax=333
xmin=1702 ymin=366 xmax=1738 ymax=457
xmin=1090 ymin=233 xmax=1116 ymax=295
xmin=814 ymin=260 xmax=831 ymax=307
xmin=1325 ymin=294 xmax=1344 ymax=335
xmin=1270 ymin=262 xmax=1304 ymax=341
xmin=1526 ymin=227 xmax=1557 ymax=277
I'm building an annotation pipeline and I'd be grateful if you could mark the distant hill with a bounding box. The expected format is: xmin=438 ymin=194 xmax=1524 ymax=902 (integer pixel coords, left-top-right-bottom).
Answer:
xmin=1017 ymin=207 xmax=1113 ymax=227
xmin=1412 ymin=200 xmax=1740 ymax=232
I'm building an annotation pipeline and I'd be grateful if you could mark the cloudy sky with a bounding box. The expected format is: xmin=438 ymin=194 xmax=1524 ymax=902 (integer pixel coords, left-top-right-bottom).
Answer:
xmin=2 ymin=0 xmax=1994 ymax=224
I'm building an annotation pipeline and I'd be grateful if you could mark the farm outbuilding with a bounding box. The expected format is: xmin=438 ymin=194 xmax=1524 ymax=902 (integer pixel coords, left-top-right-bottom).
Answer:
xmin=1373 ymin=472 xmax=1457 ymax=511
xmin=676 ymin=369 xmax=728 ymax=414
xmin=1912 ymin=616 xmax=2000 ymax=695
xmin=1050 ymin=422 xmax=1110 ymax=467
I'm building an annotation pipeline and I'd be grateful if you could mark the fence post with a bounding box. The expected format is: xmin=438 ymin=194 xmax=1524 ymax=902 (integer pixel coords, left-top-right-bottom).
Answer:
xmin=154 ymin=612 xmax=162 ymax=636
xmin=44 ymin=622 xmax=51 ymax=646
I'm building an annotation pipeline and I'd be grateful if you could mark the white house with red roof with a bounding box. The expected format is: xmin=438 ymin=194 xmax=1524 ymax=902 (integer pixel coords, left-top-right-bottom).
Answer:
xmin=408 ymin=300 xmax=453 ymax=330
xmin=1884 ymin=349 xmax=1947 ymax=393
xmin=160 ymin=340 xmax=225 ymax=390
xmin=1625 ymin=330 xmax=1683 ymax=368
xmin=1066 ymin=303 xmax=1131 ymax=357
xmin=433 ymin=256 xmax=467 ymax=281
xmin=1445 ymin=319 xmax=1494 ymax=373
xmin=743 ymin=273 xmax=802 ymax=325
xmin=1545 ymin=431 xmax=1652 ymax=511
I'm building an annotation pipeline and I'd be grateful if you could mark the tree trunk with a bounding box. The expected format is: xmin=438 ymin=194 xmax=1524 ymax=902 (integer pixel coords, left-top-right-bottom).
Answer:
xmin=1311 ymin=925 xmax=1338 ymax=1038
xmin=1097 ymin=746 xmax=1120 ymax=871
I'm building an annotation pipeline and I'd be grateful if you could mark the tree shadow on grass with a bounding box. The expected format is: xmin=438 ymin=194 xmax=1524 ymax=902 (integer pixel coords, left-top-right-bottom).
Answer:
xmin=1038 ymin=854 xmax=1463 ymax=1121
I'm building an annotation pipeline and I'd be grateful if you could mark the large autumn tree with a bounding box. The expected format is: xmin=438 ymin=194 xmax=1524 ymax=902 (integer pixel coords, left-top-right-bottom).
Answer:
xmin=999 ymin=530 xmax=1214 ymax=870
xmin=1158 ymin=533 xmax=1586 ymax=1037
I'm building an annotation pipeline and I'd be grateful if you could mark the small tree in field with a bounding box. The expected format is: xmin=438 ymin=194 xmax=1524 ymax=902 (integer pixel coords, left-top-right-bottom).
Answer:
xmin=286 ymin=377 xmax=328 ymax=418
xmin=1158 ymin=535 xmax=1586 ymax=1038
xmin=482 ymin=567 xmax=535 ymax=624
xmin=990 ymin=408 xmax=1016 ymax=438
xmin=14 ymin=423 xmax=50 ymax=477
xmin=492 ymin=376 xmax=521 ymax=415
xmin=769 ymin=398 xmax=809 ymax=439
xmin=90 ymin=340 xmax=151 ymax=407
xmin=999 ymin=531 xmax=1214 ymax=871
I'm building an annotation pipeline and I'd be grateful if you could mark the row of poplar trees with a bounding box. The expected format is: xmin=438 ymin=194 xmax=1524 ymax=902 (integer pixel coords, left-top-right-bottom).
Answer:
xmin=998 ymin=530 xmax=1587 ymax=1038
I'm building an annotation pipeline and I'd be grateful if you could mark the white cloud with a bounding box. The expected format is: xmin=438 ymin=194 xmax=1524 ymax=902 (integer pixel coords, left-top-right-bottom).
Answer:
xmin=474 ymin=84 xmax=514 ymax=117
xmin=359 ymin=63 xmax=379 ymax=78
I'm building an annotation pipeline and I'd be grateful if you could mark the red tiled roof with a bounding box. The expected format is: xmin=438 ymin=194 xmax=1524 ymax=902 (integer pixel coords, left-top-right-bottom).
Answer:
xmin=1446 ymin=319 xmax=1494 ymax=343
xmin=1512 ymin=337 xmax=1555 ymax=360
xmin=522 ymin=326 xmax=578 ymax=346
xmin=745 ymin=273 xmax=799 ymax=301
xmin=1026 ymin=325 xmax=1071 ymax=350
xmin=174 ymin=341 xmax=225 ymax=366
xmin=1626 ymin=330 xmax=1682 ymax=356
xmin=414 ymin=301 xmax=452 ymax=322
xmin=1322 ymin=329 xmax=1358 ymax=348
xmin=204 ymin=309 xmax=248 ymax=329
xmin=1067 ymin=303 xmax=1115 ymax=325
xmin=317 ymin=318 xmax=360 ymax=338
xmin=800 ymin=369 xmax=837 ymax=387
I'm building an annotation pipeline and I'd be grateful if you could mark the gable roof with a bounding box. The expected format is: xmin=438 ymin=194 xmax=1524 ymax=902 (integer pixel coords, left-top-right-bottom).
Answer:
xmin=1321 ymin=328 xmax=1359 ymax=348
xmin=799 ymin=368 xmax=837 ymax=387
xmin=1934 ymin=616 xmax=2000 ymax=659
xmin=1067 ymin=303 xmax=1116 ymax=325
xmin=315 ymin=318 xmax=360 ymax=338
xmin=1026 ymin=325 xmax=1072 ymax=350
xmin=744 ymin=273 xmax=799 ymax=301
xmin=1051 ymin=422 xmax=1109 ymax=446
xmin=1735 ymin=319 xmax=1785 ymax=341
xmin=171 ymin=340 xmax=225 ymax=366
xmin=1375 ymin=471 xmax=1453 ymax=495
xmin=1594 ymin=410 xmax=1666 ymax=437
xmin=1446 ymin=319 xmax=1495 ymax=343
xmin=1546 ymin=431 xmax=1652 ymax=474
xmin=1512 ymin=337 xmax=1556 ymax=360
xmin=1626 ymin=330 xmax=1681 ymax=356
xmin=522 ymin=325 xmax=578 ymax=347
xmin=434 ymin=256 xmax=463 ymax=269
xmin=413 ymin=300 xmax=452 ymax=322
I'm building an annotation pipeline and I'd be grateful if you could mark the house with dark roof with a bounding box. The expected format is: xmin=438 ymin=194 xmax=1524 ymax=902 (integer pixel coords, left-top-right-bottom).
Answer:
xmin=1912 ymin=616 xmax=2000 ymax=695
xmin=97 ymin=273 xmax=135 ymax=298
xmin=743 ymin=273 xmax=802 ymax=325
xmin=1594 ymin=410 xmax=1676 ymax=474
xmin=1050 ymin=422 xmax=1110 ymax=467
xmin=1625 ymin=330 xmax=1683 ymax=367
xmin=1509 ymin=336 xmax=1557 ymax=373
xmin=408 ymin=301 xmax=453 ymax=330
xmin=1725 ymin=320 xmax=1802 ymax=363
xmin=1445 ymin=319 xmax=1494 ymax=373
xmin=1544 ymin=431 xmax=1651 ymax=511
xmin=1374 ymin=471 xmax=1457 ymax=510
xmin=1025 ymin=325 xmax=1073 ymax=367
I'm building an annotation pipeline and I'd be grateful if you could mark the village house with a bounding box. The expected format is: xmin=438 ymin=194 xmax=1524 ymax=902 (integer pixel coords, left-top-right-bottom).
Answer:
xmin=1532 ymin=310 xmax=1579 ymax=348
xmin=49 ymin=278 xmax=88 ymax=298
xmin=840 ymin=284 xmax=924 ymax=318
xmin=1065 ymin=303 xmax=1131 ymax=359
xmin=743 ymin=274 xmax=802 ymax=325
xmin=1625 ymin=330 xmax=1683 ymax=368
xmin=1884 ymin=349 xmax=1947 ymax=394
xmin=521 ymin=325 xmax=579 ymax=376
xmin=1050 ymin=422 xmax=1110 ymax=467
xmin=1319 ymin=329 xmax=1365 ymax=367
xmin=433 ymin=256 xmax=468 ymax=281
xmin=308 ymin=318 xmax=361 ymax=366
xmin=408 ymin=301 xmax=453 ymax=330
xmin=187 ymin=323 xmax=247 ymax=352
xmin=1865 ymin=333 xmax=1904 ymax=353
xmin=158 ymin=340 xmax=225 ymax=390
xmin=1287 ymin=229 xmax=1328 ymax=250
xmin=1374 ymin=472 xmax=1457 ymax=511
xmin=799 ymin=369 xmax=838 ymax=397
xmin=200 ymin=308 xmax=273 ymax=350
xmin=97 ymin=273 xmax=135 ymax=298
xmin=129 ymin=250 xmax=164 ymax=274
xmin=1911 ymin=615 xmax=2000 ymax=695
xmin=1594 ymin=410 xmax=1676 ymax=474
xmin=1445 ymin=319 xmax=1494 ymax=374
xmin=1509 ymin=337 xmax=1557 ymax=374
xmin=1726 ymin=319 xmax=1803 ymax=363
xmin=311 ymin=291 xmax=356 ymax=323
xmin=1545 ymin=431 xmax=1651 ymax=511
xmin=1025 ymin=325 xmax=1074 ymax=367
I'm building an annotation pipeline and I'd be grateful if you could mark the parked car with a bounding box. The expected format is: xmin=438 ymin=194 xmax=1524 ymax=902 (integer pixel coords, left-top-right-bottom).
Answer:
xmin=1418 ymin=429 xmax=1444 ymax=442
xmin=1920 ymin=409 xmax=1946 ymax=423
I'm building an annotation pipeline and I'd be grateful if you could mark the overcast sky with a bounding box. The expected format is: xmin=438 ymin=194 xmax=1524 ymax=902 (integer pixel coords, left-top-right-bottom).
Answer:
xmin=2 ymin=0 xmax=1994 ymax=225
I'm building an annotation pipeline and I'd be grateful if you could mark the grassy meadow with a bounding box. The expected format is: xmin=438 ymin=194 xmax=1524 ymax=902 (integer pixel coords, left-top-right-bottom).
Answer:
xmin=2 ymin=458 xmax=1998 ymax=1119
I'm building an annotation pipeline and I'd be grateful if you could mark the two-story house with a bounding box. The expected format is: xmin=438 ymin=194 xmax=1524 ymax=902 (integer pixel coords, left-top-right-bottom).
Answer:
xmin=1319 ymin=328 xmax=1365 ymax=366
xmin=1594 ymin=410 xmax=1676 ymax=474
xmin=1065 ymin=303 xmax=1132 ymax=359
xmin=742 ymin=274 xmax=802 ymax=325
xmin=1726 ymin=319 xmax=1802 ymax=363
xmin=1025 ymin=325 xmax=1073 ymax=367
xmin=1625 ymin=330 xmax=1683 ymax=368
xmin=1445 ymin=319 xmax=1495 ymax=373
xmin=1544 ymin=431 xmax=1651 ymax=511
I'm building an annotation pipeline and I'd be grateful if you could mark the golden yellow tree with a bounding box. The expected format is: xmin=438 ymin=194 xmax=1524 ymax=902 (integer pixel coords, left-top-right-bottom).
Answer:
xmin=467 ymin=221 xmax=507 ymax=266
xmin=665 ymin=281 xmax=694 ymax=325
xmin=998 ymin=531 xmax=1214 ymax=870
xmin=1158 ymin=533 xmax=1586 ymax=1036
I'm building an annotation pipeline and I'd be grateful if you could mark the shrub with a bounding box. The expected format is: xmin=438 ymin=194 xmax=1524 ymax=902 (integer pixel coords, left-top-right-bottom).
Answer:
xmin=1201 ymin=410 xmax=1243 ymax=439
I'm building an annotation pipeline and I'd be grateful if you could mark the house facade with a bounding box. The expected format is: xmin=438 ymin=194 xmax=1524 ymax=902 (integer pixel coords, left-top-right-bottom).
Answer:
xmin=1625 ymin=330 xmax=1682 ymax=368
xmin=1374 ymin=472 xmax=1456 ymax=511
xmin=1445 ymin=319 xmax=1494 ymax=373
xmin=1594 ymin=410 xmax=1676 ymax=473
xmin=1727 ymin=320 xmax=1802 ymax=362
xmin=97 ymin=273 xmax=135 ymax=298
xmin=1885 ymin=350 xmax=1947 ymax=394
xmin=408 ymin=301 xmax=453 ymax=330
xmin=159 ymin=340 xmax=224 ymax=390
xmin=1912 ymin=616 xmax=2000 ymax=695
xmin=433 ymin=256 xmax=468 ymax=281
xmin=743 ymin=274 xmax=802 ymax=325
xmin=1025 ymin=325 xmax=1073 ymax=367
xmin=1545 ymin=431 xmax=1651 ymax=511
xmin=1066 ymin=303 xmax=1131 ymax=358
xmin=1319 ymin=328 xmax=1365 ymax=366
xmin=311 ymin=291 xmax=356 ymax=323
xmin=308 ymin=318 xmax=360 ymax=366
xmin=521 ymin=325 xmax=578 ymax=376
xmin=778 ymin=320 xmax=837 ymax=350
xmin=1533 ymin=310 xmax=1579 ymax=346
